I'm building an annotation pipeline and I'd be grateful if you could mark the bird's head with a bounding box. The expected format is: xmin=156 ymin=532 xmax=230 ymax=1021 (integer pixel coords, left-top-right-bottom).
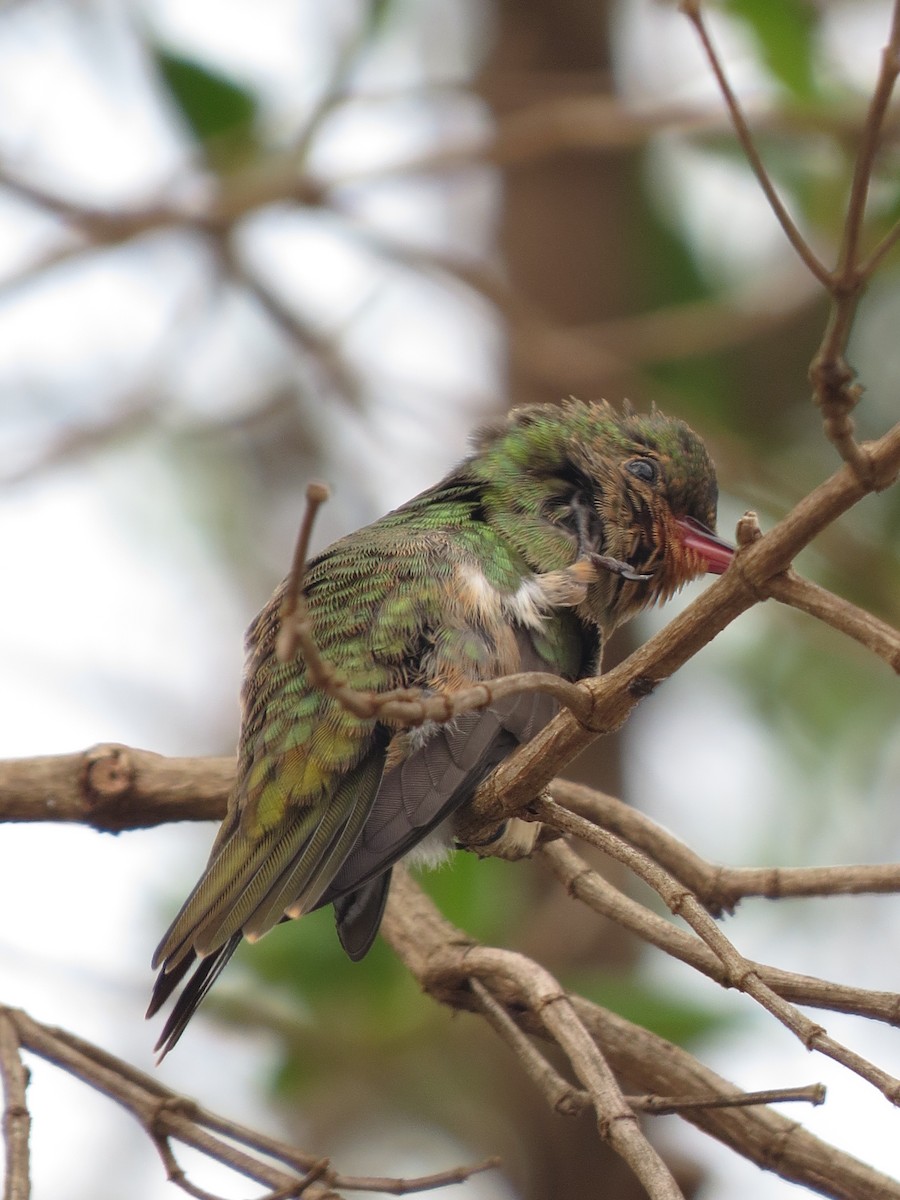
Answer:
xmin=472 ymin=399 xmax=733 ymax=632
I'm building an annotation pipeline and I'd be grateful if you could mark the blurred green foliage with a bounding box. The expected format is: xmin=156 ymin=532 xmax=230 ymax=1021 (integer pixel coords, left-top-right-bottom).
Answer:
xmin=724 ymin=0 xmax=818 ymax=100
xmin=154 ymin=49 xmax=257 ymax=145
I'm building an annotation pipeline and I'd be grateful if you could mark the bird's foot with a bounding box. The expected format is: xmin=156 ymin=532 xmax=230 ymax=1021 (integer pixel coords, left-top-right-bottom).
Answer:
xmin=590 ymin=553 xmax=654 ymax=583
xmin=458 ymin=817 xmax=540 ymax=860
xmin=532 ymin=557 xmax=600 ymax=607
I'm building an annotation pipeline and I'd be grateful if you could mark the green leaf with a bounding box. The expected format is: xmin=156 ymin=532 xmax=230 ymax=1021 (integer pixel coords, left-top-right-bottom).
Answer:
xmin=154 ymin=48 xmax=257 ymax=143
xmin=723 ymin=0 xmax=818 ymax=100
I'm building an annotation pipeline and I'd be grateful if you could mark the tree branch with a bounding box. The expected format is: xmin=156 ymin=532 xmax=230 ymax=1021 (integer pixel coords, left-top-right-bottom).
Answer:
xmin=0 ymin=745 xmax=233 ymax=831
xmin=679 ymin=1 xmax=831 ymax=287
xmin=534 ymin=797 xmax=900 ymax=1104
xmin=1 ymin=1007 xmax=495 ymax=1200
xmin=380 ymin=868 xmax=900 ymax=1200
xmin=541 ymin=833 xmax=900 ymax=1027
xmin=765 ymin=571 xmax=900 ymax=671
xmin=0 ymin=1014 xmax=30 ymax=1200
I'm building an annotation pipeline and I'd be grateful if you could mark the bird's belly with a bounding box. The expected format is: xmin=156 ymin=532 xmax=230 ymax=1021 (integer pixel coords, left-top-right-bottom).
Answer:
xmin=402 ymin=818 xmax=456 ymax=870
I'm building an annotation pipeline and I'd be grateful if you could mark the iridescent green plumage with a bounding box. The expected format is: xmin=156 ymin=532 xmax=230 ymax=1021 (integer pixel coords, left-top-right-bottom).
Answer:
xmin=149 ymin=400 xmax=731 ymax=1055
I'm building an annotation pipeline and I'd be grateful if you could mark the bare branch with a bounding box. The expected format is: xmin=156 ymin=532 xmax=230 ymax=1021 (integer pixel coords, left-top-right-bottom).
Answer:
xmin=0 ymin=1014 xmax=30 ymax=1200
xmin=809 ymin=4 xmax=900 ymax=473
xmin=679 ymin=1 xmax=830 ymax=287
xmin=541 ymin=834 xmax=900 ymax=1027
xmin=0 ymin=745 xmax=232 ymax=831
xmin=1 ymin=1006 xmax=493 ymax=1200
xmin=629 ymin=1084 xmax=826 ymax=1116
xmin=534 ymin=797 xmax=900 ymax=1104
xmin=469 ymin=977 xmax=589 ymax=1116
xmin=473 ymin=976 xmax=824 ymax=1122
xmin=381 ymin=868 xmax=900 ymax=1200
xmin=468 ymin=948 xmax=687 ymax=1200
xmin=330 ymin=1158 xmax=500 ymax=1196
xmin=276 ymin=481 xmax=332 ymax=664
xmin=7 ymin=752 xmax=900 ymax=1033
xmin=860 ymin=213 xmax=900 ymax=277
xmin=680 ymin=4 xmax=900 ymax=477
xmin=765 ymin=571 xmax=900 ymax=672
xmin=552 ymin=779 xmax=900 ymax=913
xmin=835 ymin=0 xmax=900 ymax=280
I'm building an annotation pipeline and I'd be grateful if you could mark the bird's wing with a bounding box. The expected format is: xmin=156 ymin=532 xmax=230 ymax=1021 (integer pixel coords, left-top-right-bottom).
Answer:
xmin=150 ymin=520 xmax=587 ymax=1053
xmin=147 ymin=630 xmax=553 ymax=1056
xmin=150 ymin=531 xmax=413 ymax=981
xmin=323 ymin=626 xmax=566 ymax=959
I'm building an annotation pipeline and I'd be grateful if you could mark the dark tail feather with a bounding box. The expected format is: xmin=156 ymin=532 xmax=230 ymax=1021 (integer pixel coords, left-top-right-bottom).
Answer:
xmin=333 ymin=871 xmax=392 ymax=961
xmin=149 ymin=934 xmax=242 ymax=1059
xmin=146 ymin=948 xmax=196 ymax=1020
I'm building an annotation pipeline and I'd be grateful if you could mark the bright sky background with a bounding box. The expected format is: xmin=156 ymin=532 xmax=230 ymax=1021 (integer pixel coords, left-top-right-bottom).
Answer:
xmin=1 ymin=2 xmax=898 ymax=1199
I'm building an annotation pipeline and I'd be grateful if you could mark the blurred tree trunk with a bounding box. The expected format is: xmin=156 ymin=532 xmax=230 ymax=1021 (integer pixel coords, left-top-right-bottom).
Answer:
xmin=475 ymin=4 xmax=700 ymax=1197
xmin=481 ymin=0 xmax=635 ymax=343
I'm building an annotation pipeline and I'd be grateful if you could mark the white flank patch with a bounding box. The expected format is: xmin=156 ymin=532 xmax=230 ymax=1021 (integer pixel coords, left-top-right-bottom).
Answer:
xmin=503 ymin=575 xmax=551 ymax=631
xmin=455 ymin=561 xmax=502 ymax=622
xmin=405 ymin=819 xmax=456 ymax=869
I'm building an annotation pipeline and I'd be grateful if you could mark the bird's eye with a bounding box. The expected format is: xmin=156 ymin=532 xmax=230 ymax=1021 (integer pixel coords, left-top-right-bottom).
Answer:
xmin=625 ymin=458 xmax=659 ymax=485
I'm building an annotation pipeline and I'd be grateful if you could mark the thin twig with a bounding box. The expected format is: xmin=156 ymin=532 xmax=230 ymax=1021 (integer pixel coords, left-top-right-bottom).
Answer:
xmin=834 ymin=0 xmax=900 ymax=281
xmin=541 ymin=835 xmax=900 ymax=1027
xmin=2 ymin=1007 xmax=492 ymax=1200
xmin=860 ymin=213 xmax=900 ymax=277
xmin=382 ymin=868 xmax=900 ymax=1200
xmin=469 ymin=977 xmax=589 ymax=1116
xmin=0 ymin=1014 xmax=30 ymax=1200
xmin=628 ymin=1085 xmax=825 ymax=1115
xmin=533 ymin=798 xmax=900 ymax=1105
xmin=466 ymin=948 xmax=685 ymax=1199
xmin=765 ymin=571 xmax=900 ymax=672
xmin=679 ymin=1 xmax=831 ymax=286
xmin=333 ymin=1158 xmax=500 ymax=1195
xmin=551 ymin=779 xmax=900 ymax=914
xmin=682 ymin=1 xmax=900 ymax=478
xmin=808 ymin=2 xmax=900 ymax=473
xmin=276 ymin=481 xmax=331 ymax=663
xmin=471 ymin=977 xmax=824 ymax=1119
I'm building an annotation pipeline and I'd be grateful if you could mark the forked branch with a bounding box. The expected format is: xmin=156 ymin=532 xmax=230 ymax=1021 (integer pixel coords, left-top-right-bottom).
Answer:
xmin=0 ymin=1006 xmax=496 ymax=1200
xmin=682 ymin=0 xmax=900 ymax=476
xmin=381 ymin=868 xmax=900 ymax=1200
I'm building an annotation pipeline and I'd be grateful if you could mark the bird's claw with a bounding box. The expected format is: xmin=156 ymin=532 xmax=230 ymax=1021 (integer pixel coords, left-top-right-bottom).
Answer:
xmin=590 ymin=553 xmax=654 ymax=583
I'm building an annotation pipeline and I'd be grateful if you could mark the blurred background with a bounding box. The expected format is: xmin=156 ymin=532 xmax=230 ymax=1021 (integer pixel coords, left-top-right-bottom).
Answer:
xmin=1 ymin=1 xmax=899 ymax=1197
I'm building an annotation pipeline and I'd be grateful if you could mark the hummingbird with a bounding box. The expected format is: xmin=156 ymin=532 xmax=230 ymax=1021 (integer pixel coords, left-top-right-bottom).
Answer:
xmin=148 ymin=399 xmax=732 ymax=1055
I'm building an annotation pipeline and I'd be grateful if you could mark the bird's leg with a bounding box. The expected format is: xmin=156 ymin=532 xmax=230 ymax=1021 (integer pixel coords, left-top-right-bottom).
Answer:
xmin=534 ymin=493 xmax=652 ymax=605
xmin=519 ymin=492 xmax=602 ymax=608
xmin=569 ymin=491 xmax=602 ymax=559
xmin=590 ymin=553 xmax=654 ymax=583
xmin=567 ymin=491 xmax=654 ymax=583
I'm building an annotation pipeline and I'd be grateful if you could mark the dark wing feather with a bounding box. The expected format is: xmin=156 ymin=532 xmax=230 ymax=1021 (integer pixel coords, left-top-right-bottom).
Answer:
xmin=323 ymin=632 xmax=561 ymax=953
xmin=333 ymin=872 xmax=393 ymax=961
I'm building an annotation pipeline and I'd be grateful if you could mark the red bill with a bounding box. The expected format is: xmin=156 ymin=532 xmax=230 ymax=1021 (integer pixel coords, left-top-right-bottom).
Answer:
xmin=676 ymin=516 xmax=734 ymax=575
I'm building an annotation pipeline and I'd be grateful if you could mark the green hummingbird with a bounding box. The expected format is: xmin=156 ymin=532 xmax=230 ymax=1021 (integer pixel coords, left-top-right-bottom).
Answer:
xmin=148 ymin=399 xmax=732 ymax=1055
